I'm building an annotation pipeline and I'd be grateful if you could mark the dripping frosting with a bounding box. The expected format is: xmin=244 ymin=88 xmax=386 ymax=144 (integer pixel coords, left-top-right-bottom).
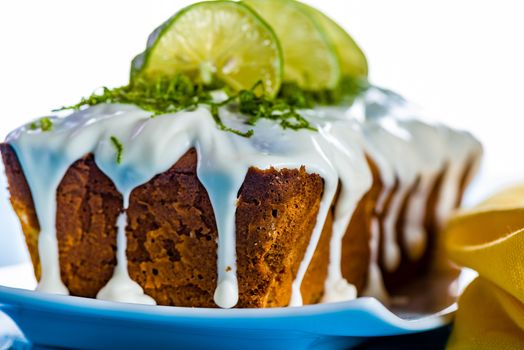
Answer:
xmin=5 ymin=86 xmax=482 ymax=308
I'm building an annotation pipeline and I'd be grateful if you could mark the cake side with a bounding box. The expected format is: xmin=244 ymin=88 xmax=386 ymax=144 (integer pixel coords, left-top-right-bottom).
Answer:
xmin=379 ymin=175 xmax=421 ymax=291
xmin=301 ymin=209 xmax=333 ymax=305
xmin=430 ymin=156 xmax=479 ymax=274
xmin=1 ymin=144 xmax=123 ymax=297
xmin=127 ymin=148 xmax=335 ymax=307
xmin=1 ymin=134 xmax=480 ymax=306
xmin=56 ymin=154 xmax=122 ymax=297
xmin=1 ymin=143 xmax=41 ymax=279
xmin=379 ymin=155 xmax=477 ymax=294
xmin=340 ymin=156 xmax=382 ymax=292
xmin=2 ymin=144 xmax=341 ymax=307
xmin=384 ymin=169 xmax=446 ymax=294
xmin=125 ymin=149 xmax=219 ymax=307
xmin=235 ymin=161 xmax=325 ymax=307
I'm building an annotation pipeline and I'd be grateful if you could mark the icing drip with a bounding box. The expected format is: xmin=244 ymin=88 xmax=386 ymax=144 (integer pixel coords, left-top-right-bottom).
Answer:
xmin=359 ymin=138 xmax=392 ymax=300
xmin=194 ymin=120 xmax=248 ymax=309
xmin=358 ymin=87 xmax=481 ymax=291
xmin=97 ymin=212 xmax=156 ymax=304
xmin=8 ymin=105 xmax=159 ymax=301
xmin=362 ymin=218 xmax=389 ymax=301
xmin=362 ymin=118 xmax=419 ymax=272
xmin=5 ymin=85 xmax=482 ymax=308
xmin=7 ymin=103 xmax=367 ymax=308
xmin=403 ymin=174 xmax=434 ymax=260
xmin=397 ymin=121 xmax=448 ymax=261
xmin=316 ymin=109 xmax=372 ymax=303
xmin=289 ymin=175 xmax=337 ymax=307
xmin=11 ymin=148 xmax=70 ymax=294
xmin=435 ymin=130 xmax=482 ymax=228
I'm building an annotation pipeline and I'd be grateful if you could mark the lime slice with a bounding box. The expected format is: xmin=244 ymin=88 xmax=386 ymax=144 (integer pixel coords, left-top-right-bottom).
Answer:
xmin=133 ymin=1 xmax=283 ymax=97
xmin=298 ymin=3 xmax=368 ymax=78
xmin=243 ymin=0 xmax=340 ymax=90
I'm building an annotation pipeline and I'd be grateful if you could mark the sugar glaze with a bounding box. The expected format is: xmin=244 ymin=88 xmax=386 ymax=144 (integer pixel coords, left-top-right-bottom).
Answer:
xmin=6 ymin=86 xmax=482 ymax=308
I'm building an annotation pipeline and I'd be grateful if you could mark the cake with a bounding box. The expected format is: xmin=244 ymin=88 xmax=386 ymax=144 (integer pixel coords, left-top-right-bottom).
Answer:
xmin=0 ymin=0 xmax=481 ymax=309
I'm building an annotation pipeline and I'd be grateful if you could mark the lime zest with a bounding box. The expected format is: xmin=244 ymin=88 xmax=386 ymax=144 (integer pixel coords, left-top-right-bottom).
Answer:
xmin=110 ymin=136 xmax=124 ymax=164
xmin=210 ymin=103 xmax=254 ymax=138
xmin=54 ymin=74 xmax=369 ymax=137
xmin=29 ymin=117 xmax=53 ymax=132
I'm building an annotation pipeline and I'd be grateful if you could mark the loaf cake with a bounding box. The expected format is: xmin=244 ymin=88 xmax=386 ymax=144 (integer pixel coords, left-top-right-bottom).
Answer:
xmin=0 ymin=0 xmax=482 ymax=309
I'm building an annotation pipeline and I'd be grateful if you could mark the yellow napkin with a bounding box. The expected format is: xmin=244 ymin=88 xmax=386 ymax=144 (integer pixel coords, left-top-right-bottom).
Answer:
xmin=445 ymin=185 xmax=524 ymax=349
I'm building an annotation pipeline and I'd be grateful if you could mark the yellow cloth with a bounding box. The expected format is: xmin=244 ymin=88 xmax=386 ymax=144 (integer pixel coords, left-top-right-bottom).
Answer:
xmin=445 ymin=185 xmax=524 ymax=349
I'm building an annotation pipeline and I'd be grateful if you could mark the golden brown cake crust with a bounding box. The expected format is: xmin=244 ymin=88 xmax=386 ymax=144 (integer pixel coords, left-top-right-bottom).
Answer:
xmin=126 ymin=148 xmax=327 ymax=307
xmin=1 ymin=144 xmax=123 ymax=296
xmin=1 ymin=143 xmax=41 ymax=279
xmin=2 ymin=139 xmax=468 ymax=307
xmin=235 ymin=160 xmax=324 ymax=307
xmin=381 ymin=168 xmax=451 ymax=293
xmin=125 ymin=149 xmax=219 ymax=307
xmin=341 ymin=157 xmax=382 ymax=292
xmin=380 ymin=176 xmax=421 ymax=291
xmin=56 ymin=155 xmax=122 ymax=297
xmin=2 ymin=144 xmax=339 ymax=307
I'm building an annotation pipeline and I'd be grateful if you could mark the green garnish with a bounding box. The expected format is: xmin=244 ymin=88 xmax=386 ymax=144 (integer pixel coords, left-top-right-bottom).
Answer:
xmin=58 ymin=75 xmax=207 ymax=117
xmin=29 ymin=117 xmax=53 ymax=132
xmin=209 ymin=103 xmax=254 ymax=138
xmin=56 ymin=74 xmax=365 ymax=138
xmin=110 ymin=136 xmax=123 ymax=164
xmin=236 ymin=82 xmax=316 ymax=132
xmin=56 ymin=76 xmax=253 ymax=138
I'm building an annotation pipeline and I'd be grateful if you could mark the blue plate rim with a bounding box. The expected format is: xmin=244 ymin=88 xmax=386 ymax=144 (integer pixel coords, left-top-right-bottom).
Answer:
xmin=0 ymin=284 xmax=455 ymax=336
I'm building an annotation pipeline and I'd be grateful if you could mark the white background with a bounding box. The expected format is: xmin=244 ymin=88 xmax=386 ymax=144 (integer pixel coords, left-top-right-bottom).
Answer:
xmin=0 ymin=1 xmax=523 ymax=261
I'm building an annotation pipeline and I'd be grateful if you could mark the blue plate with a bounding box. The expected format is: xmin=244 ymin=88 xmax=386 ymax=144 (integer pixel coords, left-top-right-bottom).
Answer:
xmin=0 ymin=263 xmax=472 ymax=350
xmin=0 ymin=286 xmax=453 ymax=350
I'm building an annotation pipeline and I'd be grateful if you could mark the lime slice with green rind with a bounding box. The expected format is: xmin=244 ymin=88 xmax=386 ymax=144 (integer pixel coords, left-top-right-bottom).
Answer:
xmin=243 ymin=0 xmax=341 ymax=90
xmin=132 ymin=1 xmax=283 ymax=97
xmin=298 ymin=3 xmax=368 ymax=78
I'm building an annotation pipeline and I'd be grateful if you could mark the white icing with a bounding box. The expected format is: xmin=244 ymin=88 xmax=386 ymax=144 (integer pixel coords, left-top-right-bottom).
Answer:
xmin=362 ymin=118 xmax=419 ymax=272
xmin=359 ymin=115 xmax=394 ymax=300
xmin=362 ymin=218 xmax=389 ymax=301
xmin=97 ymin=212 xmax=156 ymax=304
xmin=396 ymin=120 xmax=447 ymax=261
xmin=357 ymin=87 xmax=482 ymax=292
xmin=435 ymin=129 xmax=483 ymax=228
xmin=316 ymin=108 xmax=372 ymax=304
xmin=5 ymin=85 xmax=482 ymax=308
